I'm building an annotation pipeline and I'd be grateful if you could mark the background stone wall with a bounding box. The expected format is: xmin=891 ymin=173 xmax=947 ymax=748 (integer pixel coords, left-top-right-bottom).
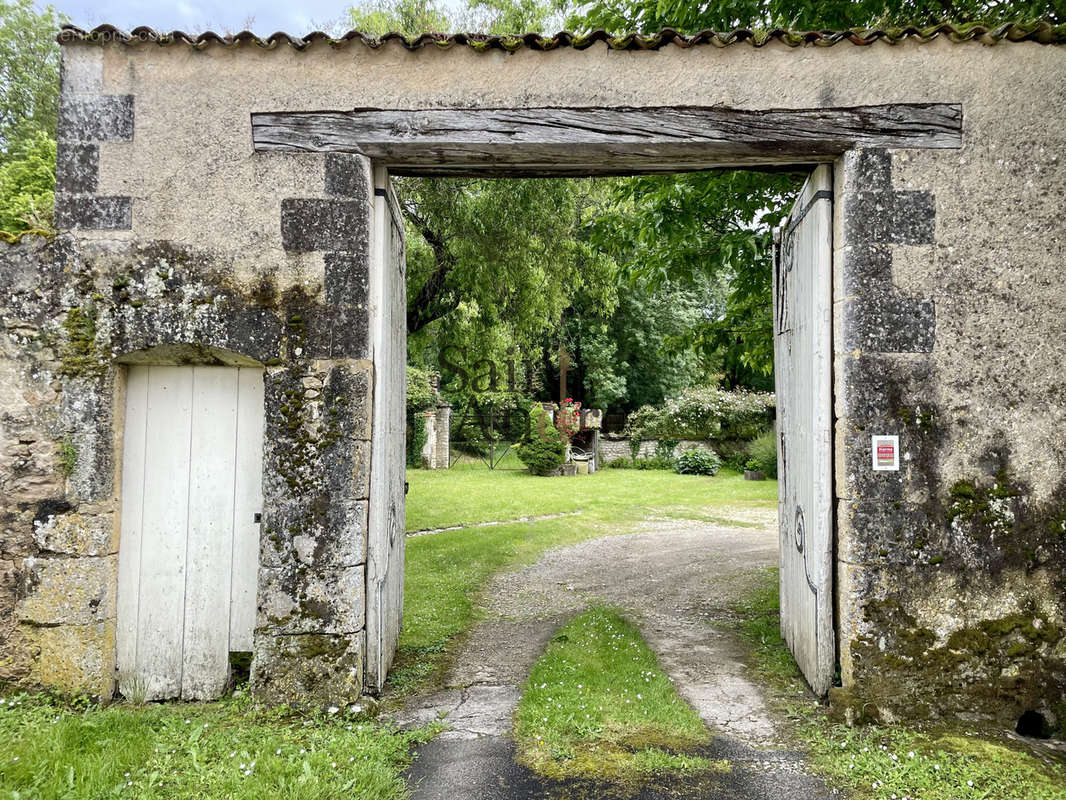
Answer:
xmin=598 ymin=436 xmax=718 ymax=463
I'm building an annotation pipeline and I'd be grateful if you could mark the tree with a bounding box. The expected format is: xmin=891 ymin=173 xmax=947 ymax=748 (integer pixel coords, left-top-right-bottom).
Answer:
xmin=0 ymin=1 xmax=63 ymax=150
xmin=566 ymin=0 xmax=1066 ymax=33
xmin=586 ymin=169 xmax=799 ymax=380
xmin=569 ymin=0 xmax=1065 ymax=383
xmin=346 ymin=0 xmax=451 ymax=35
xmin=0 ymin=128 xmax=54 ymax=233
xmin=0 ymin=1 xmax=65 ymax=235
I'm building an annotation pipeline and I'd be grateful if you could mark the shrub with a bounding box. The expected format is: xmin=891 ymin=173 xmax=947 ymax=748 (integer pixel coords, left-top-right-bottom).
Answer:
xmin=746 ymin=430 xmax=779 ymax=478
xmin=626 ymin=386 xmax=775 ymax=442
xmin=517 ymin=405 xmax=566 ymax=476
xmin=674 ymin=448 xmax=722 ymax=476
xmin=605 ymin=457 xmax=631 ymax=469
xmin=633 ymin=456 xmax=675 ymax=471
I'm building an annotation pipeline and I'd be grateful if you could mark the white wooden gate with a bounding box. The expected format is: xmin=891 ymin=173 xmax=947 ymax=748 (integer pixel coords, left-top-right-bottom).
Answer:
xmin=773 ymin=165 xmax=834 ymax=697
xmin=117 ymin=365 xmax=264 ymax=700
xmin=366 ymin=167 xmax=407 ymax=692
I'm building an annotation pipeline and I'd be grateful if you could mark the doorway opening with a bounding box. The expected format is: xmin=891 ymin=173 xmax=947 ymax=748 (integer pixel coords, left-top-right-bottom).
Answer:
xmin=388 ymin=160 xmax=832 ymax=702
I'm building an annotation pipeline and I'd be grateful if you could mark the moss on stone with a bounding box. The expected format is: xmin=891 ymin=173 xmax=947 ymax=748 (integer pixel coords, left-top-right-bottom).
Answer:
xmin=59 ymin=306 xmax=103 ymax=377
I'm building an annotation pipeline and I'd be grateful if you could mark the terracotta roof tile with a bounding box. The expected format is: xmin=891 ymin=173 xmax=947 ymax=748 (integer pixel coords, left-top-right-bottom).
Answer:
xmin=57 ymin=22 xmax=1066 ymax=51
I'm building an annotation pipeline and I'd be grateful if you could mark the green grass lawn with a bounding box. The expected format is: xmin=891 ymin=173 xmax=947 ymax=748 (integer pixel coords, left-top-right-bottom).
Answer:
xmin=405 ymin=466 xmax=776 ymax=532
xmin=514 ymin=605 xmax=725 ymax=784
xmin=729 ymin=568 xmax=1066 ymax=800
xmin=0 ymin=692 xmax=439 ymax=800
xmin=391 ymin=467 xmax=776 ymax=696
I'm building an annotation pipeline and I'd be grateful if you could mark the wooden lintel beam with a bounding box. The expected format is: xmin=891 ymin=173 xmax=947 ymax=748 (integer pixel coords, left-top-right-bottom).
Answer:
xmin=251 ymin=103 xmax=962 ymax=177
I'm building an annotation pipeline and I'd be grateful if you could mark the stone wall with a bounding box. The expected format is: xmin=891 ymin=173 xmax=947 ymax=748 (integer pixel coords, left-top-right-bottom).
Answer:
xmin=0 ymin=48 xmax=380 ymax=704
xmin=31 ymin=32 xmax=1066 ymax=725
xmin=598 ymin=436 xmax=718 ymax=464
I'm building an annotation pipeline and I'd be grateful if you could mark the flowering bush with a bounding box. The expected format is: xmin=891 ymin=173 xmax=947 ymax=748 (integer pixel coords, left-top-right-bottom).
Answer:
xmin=555 ymin=398 xmax=581 ymax=443
xmin=674 ymin=448 xmax=722 ymax=476
xmin=626 ymin=386 xmax=774 ymax=442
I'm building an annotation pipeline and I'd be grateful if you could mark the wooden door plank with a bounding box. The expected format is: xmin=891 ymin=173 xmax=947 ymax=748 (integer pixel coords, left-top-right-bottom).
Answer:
xmin=117 ymin=365 xmax=150 ymax=694
xmin=181 ymin=366 xmax=240 ymax=700
xmin=137 ymin=365 xmax=194 ymax=700
xmin=229 ymin=367 xmax=264 ymax=653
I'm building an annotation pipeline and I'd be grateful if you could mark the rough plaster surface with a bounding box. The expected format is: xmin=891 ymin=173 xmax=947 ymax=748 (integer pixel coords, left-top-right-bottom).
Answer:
xmin=396 ymin=518 xmax=833 ymax=798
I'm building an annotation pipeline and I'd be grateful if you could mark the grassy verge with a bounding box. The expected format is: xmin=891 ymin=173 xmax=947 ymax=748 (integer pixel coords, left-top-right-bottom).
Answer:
xmin=0 ymin=690 xmax=440 ymax=800
xmin=513 ymin=605 xmax=726 ymax=784
xmin=391 ymin=468 xmax=777 ymax=698
xmin=388 ymin=515 xmax=614 ymax=695
xmin=729 ymin=567 xmax=1066 ymax=800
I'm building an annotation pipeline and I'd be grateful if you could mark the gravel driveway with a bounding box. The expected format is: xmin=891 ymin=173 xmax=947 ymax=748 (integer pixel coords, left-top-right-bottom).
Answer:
xmin=394 ymin=513 xmax=837 ymax=799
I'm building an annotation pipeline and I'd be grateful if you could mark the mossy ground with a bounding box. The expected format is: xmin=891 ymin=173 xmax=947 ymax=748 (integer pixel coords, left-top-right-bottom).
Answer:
xmin=728 ymin=567 xmax=1066 ymax=800
xmin=513 ymin=605 xmax=726 ymax=785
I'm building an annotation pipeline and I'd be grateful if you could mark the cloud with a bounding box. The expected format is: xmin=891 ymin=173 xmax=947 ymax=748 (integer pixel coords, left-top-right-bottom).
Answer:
xmin=55 ymin=0 xmax=348 ymax=35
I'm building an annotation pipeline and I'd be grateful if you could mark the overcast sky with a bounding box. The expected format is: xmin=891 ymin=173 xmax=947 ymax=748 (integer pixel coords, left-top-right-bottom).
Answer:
xmin=53 ymin=0 xmax=404 ymax=36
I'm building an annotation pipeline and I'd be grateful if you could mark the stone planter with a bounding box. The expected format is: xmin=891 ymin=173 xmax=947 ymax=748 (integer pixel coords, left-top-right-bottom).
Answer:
xmin=744 ymin=469 xmax=766 ymax=481
xmin=562 ymin=463 xmax=578 ymax=476
xmin=574 ymin=456 xmax=590 ymax=475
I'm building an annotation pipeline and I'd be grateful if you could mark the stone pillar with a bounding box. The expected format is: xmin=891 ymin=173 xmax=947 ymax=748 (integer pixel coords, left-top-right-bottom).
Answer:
xmin=434 ymin=403 xmax=451 ymax=468
xmin=253 ymin=360 xmax=371 ymax=706
xmin=419 ymin=403 xmax=451 ymax=469
xmin=253 ymin=153 xmax=375 ymax=706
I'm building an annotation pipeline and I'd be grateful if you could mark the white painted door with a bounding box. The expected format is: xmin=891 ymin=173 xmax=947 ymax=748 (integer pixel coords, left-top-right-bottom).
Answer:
xmin=117 ymin=365 xmax=264 ymax=700
xmin=366 ymin=167 xmax=407 ymax=693
xmin=773 ymin=165 xmax=834 ymax=697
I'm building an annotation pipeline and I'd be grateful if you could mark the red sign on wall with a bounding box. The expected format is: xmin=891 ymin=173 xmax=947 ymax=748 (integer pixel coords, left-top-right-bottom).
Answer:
xmin=871 ymin=435 xmax=900 ymax=471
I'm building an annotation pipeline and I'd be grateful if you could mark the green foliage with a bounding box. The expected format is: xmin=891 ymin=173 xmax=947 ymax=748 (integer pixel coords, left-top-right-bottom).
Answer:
xmin=566 ymin=0 xmax=1066 ymax=33
xmin=588 ymin=170 xmax=799 ymax=380
xmin=630 ymin=455 xmax=675 ymax=471
xmin=0 ymin=1 xmax=64 ymax=149
xmin=0 ymin=127 xmax=54 ymax=234
xmin=626 ymin=386 xmax=774 ymax=441
xmin=745 ymin=429 xmax=779 ymax=478
xmin=674 ymin=448 xmax=722 ymax=476
xmin=407 ymin=413 xmax=428 ymax=468
xmin=516 ymin=405 xmax=566 ymax=475
xmin=0 ymin=1 xmax=64 ymax=236
xmin=346 ymin=0 xmax=563 ymax=35
xmin=0 ymin=691 xmax=439 ymax=800
xmin=346 ymin=0 xmax=451 ymax=35
xmin=58 ymin=437 xmax=76 ymax=477
xmin=406 ymin=365 xmax=436 ymax=413
xmin=514 ymin=605 xmax=720 ymax=782
xmin=406 ymin=365 xmax=437 ymax=467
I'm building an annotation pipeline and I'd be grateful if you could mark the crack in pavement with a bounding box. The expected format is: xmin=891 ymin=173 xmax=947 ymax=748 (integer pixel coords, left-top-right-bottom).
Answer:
xmin=394 ymin=517 xmax=837 ymax=799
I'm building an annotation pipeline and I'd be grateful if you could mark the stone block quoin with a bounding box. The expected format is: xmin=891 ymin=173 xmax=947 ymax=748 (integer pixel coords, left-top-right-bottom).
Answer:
xmin=840 ymin=149 xmax=937 ymax=355
xmin=278 ymin=153 xmax=371 ymax=360
xmin=55 ymin=92 xmax=134 ymax=231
